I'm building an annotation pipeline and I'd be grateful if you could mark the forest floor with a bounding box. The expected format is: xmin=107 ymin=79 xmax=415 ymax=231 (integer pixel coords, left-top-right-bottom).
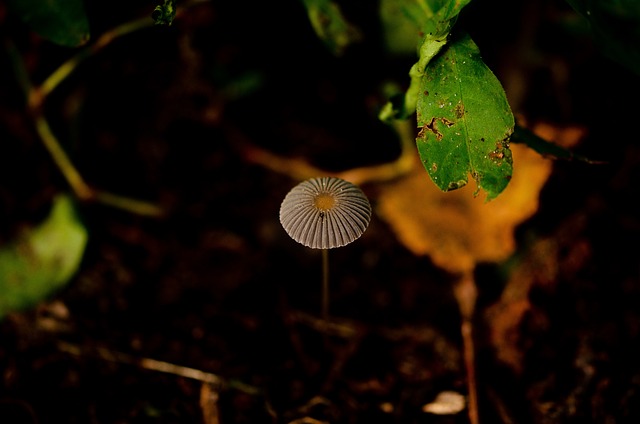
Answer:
xmin=2 ymin=1 xmax=640 ymax=423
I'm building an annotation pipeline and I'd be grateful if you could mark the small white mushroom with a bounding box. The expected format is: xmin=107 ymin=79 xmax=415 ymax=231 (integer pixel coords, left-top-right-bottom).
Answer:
xmin=279 ymin=177 xmax=371 ymax=249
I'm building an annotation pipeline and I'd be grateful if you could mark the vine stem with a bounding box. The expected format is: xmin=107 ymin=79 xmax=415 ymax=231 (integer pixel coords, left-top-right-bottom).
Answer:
xmin=33 ymin=112 xmax=93 ymax=200
xmin=39 ymin=17 xmax=154 ymax=99
xmin=56 ymin=341 xmax=261 ymax=395
xmin=5 ymin=12 xmax=173 ymax=217
xmin=231 ymin=118 xmax=417 ymax=187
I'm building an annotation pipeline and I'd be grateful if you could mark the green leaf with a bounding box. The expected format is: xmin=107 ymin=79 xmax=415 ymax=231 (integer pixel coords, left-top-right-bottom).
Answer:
xmin=416 ymin=33 xmax=514 ymax=201
xmin=299 ymin=0 xmax=361 ymax=56
xmin=379 ymin=0 xmax=428 ymax=56
xmin=152 ymin=0 xmax=178 ymax=26
xmin=7 ymin=0 xmax=90 ymax=47
xmin=379 ymin=0 xmax=462 ymax=55
xmin=0 ymin=195 xmax=88 ymax=320
xmin=565 ymin=0 xmax=640 ymax=76
xmin=379 ymin=0 xmax=473 ymax=121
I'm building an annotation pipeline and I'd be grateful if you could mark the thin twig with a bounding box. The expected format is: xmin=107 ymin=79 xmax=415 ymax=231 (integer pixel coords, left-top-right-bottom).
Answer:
xmin=290 ymin=311 xmax=359 ymax=339
xmin=231 ymin=118 xmax=417 ymax=186
xmin=33 ymin=113 xmax=93 ymax=200
xmin=39 ymin=18 xmax=155 ymax=99
xmin=453 ymin=271 xmax=480 ymax=424
xmin=38 ymin=0 xmax=211 ymax=98
xmin=4 ymin=11 xmax=173 ymax=217
xmin=93 ymin=190 xmax=164 ymax=217
xmin=57 ymin=341 xmax=261 ymax=395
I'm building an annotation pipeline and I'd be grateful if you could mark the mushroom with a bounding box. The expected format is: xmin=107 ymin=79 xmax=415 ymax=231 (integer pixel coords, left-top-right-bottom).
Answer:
xmin=280 ymin=177 xmax=371 ymax=320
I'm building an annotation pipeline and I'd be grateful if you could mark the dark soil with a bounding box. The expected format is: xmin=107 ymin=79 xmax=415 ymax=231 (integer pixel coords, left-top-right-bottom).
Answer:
xmin=2 ymin=1 xmax=640 ymax=423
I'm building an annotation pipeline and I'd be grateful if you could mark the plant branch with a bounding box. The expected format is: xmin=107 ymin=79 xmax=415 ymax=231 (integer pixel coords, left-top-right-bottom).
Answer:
xmin=57 ymin=341 xmax=261 ymax=395
xmin=40 ymin=17 xmax=154 ymax=99
xmin=5 ymin=15 xmax=165 ymax=217
xmin=93 ymin=190 xmax=164 ymax=217
xmin=230 ymin=118 xmax=418 ymax=186
xmin=33 ymin=114 xmax=93 ymax=200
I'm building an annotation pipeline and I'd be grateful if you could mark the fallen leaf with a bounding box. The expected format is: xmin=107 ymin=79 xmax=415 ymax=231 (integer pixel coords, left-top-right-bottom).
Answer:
xmin=485 ymin=210 xmax=591 ymax=374
xmin=377 ymin=142 xmax=552 ymax=274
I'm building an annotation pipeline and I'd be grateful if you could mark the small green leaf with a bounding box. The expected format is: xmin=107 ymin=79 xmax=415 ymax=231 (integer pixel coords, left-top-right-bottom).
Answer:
xmin=7 ymin=0 xmax=90 ymax=47
xmin=0 ymin=195 xmax=88 ymax=320
xmin=152 ymin=0 xmax=177 ymax=26
xmin=379 ymin=0 xmax=427 ymax=55
xmin=416 ymin=32 xmax=514 ymax=201
xmin=299 ymin=0 xmax=361 ymax=56
xmin=379 ymin=0 xmax=473 ymax=121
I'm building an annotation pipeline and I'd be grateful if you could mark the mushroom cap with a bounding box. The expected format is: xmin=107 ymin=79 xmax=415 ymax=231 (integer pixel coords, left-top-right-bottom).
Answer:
xmin=280 ymin=177 xmax=372 ymax=249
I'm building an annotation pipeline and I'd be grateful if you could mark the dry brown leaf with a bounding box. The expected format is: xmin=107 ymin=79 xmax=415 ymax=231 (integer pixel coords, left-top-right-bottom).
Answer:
xmin=377 ymin=141 xmax=554 ymax=424
xmin=485 ymin=210 xmax=591 ymax=374
xmin=377 ymin=143 xmax=553 ymax=274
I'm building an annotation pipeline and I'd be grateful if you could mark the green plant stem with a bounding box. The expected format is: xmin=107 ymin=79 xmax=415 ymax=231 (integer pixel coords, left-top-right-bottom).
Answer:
xmin=5 ymin=16 xmax=165 ymax=217
xmin=322 ymin=248 xmax=329 ymax=322
xmin=34 ymin=108 xmax=163 ymax=216
xmin=40 ymin=0 xmax=211 ymax=97
xmin=34 ymin=114 xmax=93 ymax=200
xmin=40 ymin=17 xmax=154 ymax=98
xmin=232 ymin=117 xmax=416 ymax=186
xmin=94 ymin=190 xmax=164 ymax=217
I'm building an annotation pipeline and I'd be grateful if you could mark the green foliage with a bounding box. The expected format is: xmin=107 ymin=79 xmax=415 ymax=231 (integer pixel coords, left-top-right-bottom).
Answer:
xmin=153 ymin=0 xmax=178 ymax=26
xmin=7 ymin=0 xmax=89 ymax=47
xmin=379 ymin=0 xmax=473 ymax=122
xmin=379 ymin=0 xmax=424 ymax=55
xmin=379 ymin=0 xmax=515 ymax=199
xmin=566 ymin=0 xmax=640 ymax=75
xmin=0 ymin=195 xmax=88 ymax=320
xmin=2 ymin=0 xmax=623 ymax=215
xmin=298 ymin=0 xmax=361 ymax=55
xmin=416 ymin=33 xmax=514 ymax=200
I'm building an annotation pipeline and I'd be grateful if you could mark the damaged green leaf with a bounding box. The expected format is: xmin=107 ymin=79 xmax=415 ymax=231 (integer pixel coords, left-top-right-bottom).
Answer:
xmin=379 ymin=0 xmax=472 ymax=121
xmin=416 ymin=32 xmax=514 ymax=200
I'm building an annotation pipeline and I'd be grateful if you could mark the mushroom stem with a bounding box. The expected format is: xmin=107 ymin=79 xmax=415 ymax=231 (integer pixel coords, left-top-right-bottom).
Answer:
xmin=279 ymin=177 xmax=371 ymax=323
xmin=321 ymin=248 xmax=330 ymax=322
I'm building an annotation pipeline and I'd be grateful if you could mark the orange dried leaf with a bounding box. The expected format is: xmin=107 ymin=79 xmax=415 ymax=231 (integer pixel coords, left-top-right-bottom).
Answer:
xmin=485 ymin=209 xmax=591 ymax=374
xmin=377 ymin=143 xmax=552 ymax=274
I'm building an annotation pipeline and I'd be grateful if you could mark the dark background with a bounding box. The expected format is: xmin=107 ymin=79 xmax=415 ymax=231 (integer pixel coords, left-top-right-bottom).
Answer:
xmin=2 ymin=0 xmax=640 ymax=422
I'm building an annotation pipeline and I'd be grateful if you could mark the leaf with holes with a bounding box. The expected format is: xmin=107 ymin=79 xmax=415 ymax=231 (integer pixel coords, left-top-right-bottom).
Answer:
xmin=416 ymin=32 xmax=514 ymax=201
xmin=379 ymin=0 xmax=473 ymax=121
